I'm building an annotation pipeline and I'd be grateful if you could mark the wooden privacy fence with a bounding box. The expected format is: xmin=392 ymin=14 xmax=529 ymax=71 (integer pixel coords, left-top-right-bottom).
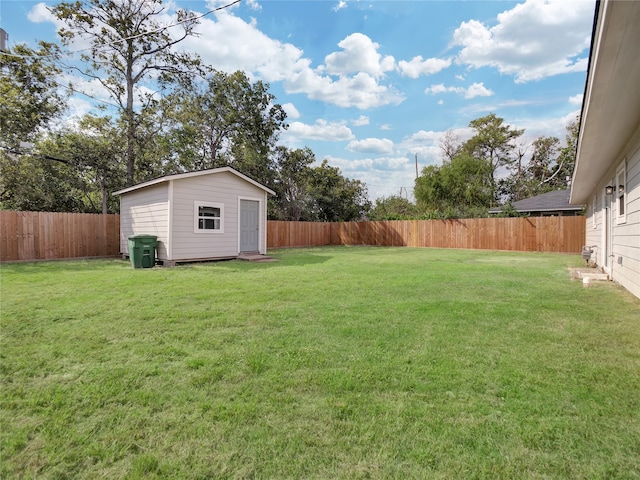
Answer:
xmin=1 ymin=211 xmax=120 ymax=262
xmin=1 ymin=212 xmax=585 ymax=262
xmin=268 ymin=217 xmax=586 ymax=253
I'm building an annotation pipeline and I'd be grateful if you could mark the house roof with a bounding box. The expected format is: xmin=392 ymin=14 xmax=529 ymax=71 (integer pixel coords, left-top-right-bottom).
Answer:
xmin=570 ymin=0 xmax=640 ymax=204
xmin=489 ymin=190 xmax=584 ymax=214
xmin=112 ymin=166 xmax=276 ymax=196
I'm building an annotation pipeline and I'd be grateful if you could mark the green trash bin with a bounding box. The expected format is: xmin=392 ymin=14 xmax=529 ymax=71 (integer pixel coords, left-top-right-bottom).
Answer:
xmin=128 ymin=235 xmax=158 ymax=269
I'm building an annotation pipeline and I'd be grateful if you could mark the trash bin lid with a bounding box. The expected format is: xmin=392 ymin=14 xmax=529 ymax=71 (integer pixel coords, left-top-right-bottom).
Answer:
xmin=128 ymin=234 xmax=158 ymax=240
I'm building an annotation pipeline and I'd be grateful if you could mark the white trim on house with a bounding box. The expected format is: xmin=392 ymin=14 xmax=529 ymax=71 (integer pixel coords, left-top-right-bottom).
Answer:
xmin=193 ymin=201 xmax=225 ymax=234
xmin=167 ymin=180 xmax=174 ymax=260
xmin=615 ymin=160 xmax=627 ymax=225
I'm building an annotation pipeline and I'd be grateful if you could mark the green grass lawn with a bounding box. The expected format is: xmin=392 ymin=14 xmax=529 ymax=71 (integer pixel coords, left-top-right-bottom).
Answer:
xmin=1 ymin=246 xmax=639 ymax=479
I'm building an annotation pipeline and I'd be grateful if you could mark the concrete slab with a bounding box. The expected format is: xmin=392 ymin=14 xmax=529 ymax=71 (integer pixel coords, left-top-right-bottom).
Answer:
xmin=237 ymin=253 xmax=278 ymax=263
xmin=569 ymin=267 xmax=609 ymax=282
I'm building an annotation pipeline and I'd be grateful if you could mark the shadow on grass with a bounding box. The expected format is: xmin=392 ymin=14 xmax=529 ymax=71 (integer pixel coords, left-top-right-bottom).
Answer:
xmin=213 ymin=252 xmax=331 ymax=270
xmin=0 ymin=257 xmax=130 ymax=275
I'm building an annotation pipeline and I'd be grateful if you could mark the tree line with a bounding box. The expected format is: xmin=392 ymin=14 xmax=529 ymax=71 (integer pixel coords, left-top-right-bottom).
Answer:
xmin=1 ymin=0 xmax=577 ymax=221
xmin=370 ymin=113 xmax=579 ymax=220
xmin=0 ymin=0 xmax=370 ymax=221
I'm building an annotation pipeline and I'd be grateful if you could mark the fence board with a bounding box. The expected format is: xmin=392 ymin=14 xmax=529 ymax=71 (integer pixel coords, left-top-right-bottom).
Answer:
xmin=1 ymin=212 xmax=585 ymax=262
xmin=267 ymin=217 xmax=585 ymax=254
xmin=1 ymin=211 xmax=121 ymax=262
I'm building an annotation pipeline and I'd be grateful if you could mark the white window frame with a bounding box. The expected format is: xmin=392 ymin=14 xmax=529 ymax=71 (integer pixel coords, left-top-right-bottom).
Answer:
xmin=194 ymin=201 xmax=224 ymax=234
xmin=592 ymin=194 xmax=597 ymax=229
xmin=616 ymin=161 xmax=627 ymax=224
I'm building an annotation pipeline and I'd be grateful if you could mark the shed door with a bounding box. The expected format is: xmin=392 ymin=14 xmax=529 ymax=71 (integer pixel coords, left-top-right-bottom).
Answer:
xmin=240 ymin=200 xmax=259 ymax=252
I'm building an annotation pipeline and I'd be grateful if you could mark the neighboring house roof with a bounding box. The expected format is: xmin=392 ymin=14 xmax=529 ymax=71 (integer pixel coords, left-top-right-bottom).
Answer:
xmin=489 ymin=190 xmax=584 ymax=214
xmin=113 ymin=166 xmax=276 ymax=196
xmin=570 ymin=0 xmax=640 ymax=204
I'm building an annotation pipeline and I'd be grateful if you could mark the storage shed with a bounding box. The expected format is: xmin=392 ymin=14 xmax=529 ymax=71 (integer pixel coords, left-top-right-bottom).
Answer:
xmin=113 ymin=167 xmax=275 ymax=266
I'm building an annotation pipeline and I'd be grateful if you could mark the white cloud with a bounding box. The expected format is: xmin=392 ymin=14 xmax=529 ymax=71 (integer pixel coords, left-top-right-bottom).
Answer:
xmin=425 ymin=84 xmax=452 ymax=95
xmin=27 ymin=2 xmax=57 ymax=23
xmin=397 ymin=127 xmax=475 ymax=167
xmin=323 ymin=155 xmax=415 ymax=200
xmin=182 ymin=17 xmax=404 ymax=109
xmin=380 ymin=124 xmax=392 ymax=131
xmin=352 ymin=115 xmax=370 ymax=127
xmin=452 ymin=0 xmax=593 ymax=83
xmin=322 ymin=33 xmax=395 ymax=79
xmin=334 ymin=1 xmax=347 ymax=12
xmin=65 ymin=97 xmax=94 ymax=122
xmin=244 ymin=0 xmax=262 ymax=11
xmin=36 ymin=4 xmax=405 ymax=110
xmin=569 ymin=94 xmax=584 ymax=106
xmin=286 ymin=71 xmax=405 ymax=110
xmin=464 ymin=82 xmax=494 ymax=99
xmin=512 ymin=109 xmax=581 ymax=138
xmin=206 ymin=0 xmax=244 ymax=10
xmin=397 ymin=56 xmax=451 ymax=78
xmin=282 ymin=103 xmax=300 ymax=119
xmin=347 ymin=137 xmax=394 ymax=155
xmin=437 ymin=100 xmax=444 ymax=105
xmin=287 ymin=119 xmax=355 ymax=142
xmin=424 ymin=82 xmax=494 ymax=99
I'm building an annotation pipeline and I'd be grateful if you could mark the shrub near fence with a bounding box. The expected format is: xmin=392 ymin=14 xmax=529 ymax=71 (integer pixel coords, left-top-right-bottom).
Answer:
xmin=269 ymin=217 xmax=586 ymax=254
xmin=0 ymin=211 xmax=120 ymax=262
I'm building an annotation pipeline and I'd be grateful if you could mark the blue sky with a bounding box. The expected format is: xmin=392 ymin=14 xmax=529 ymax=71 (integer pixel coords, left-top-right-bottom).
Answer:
xmin=1 ymin=0 xmax=595 ymax=200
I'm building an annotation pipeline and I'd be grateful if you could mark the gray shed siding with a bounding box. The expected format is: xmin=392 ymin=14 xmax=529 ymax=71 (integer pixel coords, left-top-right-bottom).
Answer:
xmin=169 ymin=171 xmax=268 ymax=260
xmin=119 ymin=183 xmax=169 ymax=258
xmin=584 ymin=128 xmax=640 ymax=298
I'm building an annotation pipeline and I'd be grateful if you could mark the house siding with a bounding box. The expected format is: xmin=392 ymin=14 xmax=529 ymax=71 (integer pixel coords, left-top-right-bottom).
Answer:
xmin=119 ymin=183 xmax=169 ymax=258
xmin=585 ymin=129 xmax=640 ymax=298
xmin=170 ymin=171 xmax=268 ymax=260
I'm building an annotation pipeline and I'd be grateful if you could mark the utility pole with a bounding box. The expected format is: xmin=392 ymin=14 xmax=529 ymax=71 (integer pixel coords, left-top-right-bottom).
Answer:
xmin=0 ymin=29 xmax=8 ymax=53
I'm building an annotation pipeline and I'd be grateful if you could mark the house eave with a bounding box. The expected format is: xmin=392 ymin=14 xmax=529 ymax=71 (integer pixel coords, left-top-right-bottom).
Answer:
xmin=570 ymin=0 xmax=640 ymax=204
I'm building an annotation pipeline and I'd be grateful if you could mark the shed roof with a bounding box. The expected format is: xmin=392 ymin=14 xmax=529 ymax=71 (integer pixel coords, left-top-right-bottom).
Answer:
xmin=113 ymin=166 xmax=276 ymax=196
xmin=489 ymin=190 xmax=584 ymax=214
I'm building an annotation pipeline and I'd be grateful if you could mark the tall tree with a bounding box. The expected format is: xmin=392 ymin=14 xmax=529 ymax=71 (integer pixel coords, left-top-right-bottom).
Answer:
xmin=368 ymin=195 xmax=419 ymax=220
xmin=463 ymin=113 xmax=524 ymax=204
xmin=439 ymin=130 xmax=463 ymax=164
xmin=414 ymin=153 xmax=492 ymax=217
xmin=51 ymin=0 xmax=203 ymax=185
xmin=498 ymin=116 xmax=580 ymax=203
xmin=271 ymin=146 xmax=315 ymax=221
xmin=163 ymin=70 xmax=287 ymax=182
xmin=39 ymin=115 xmax=126 ymax=213
xmin=0 ymin=42 xmax=67 ymax=209
xmin=0 ymin=42 xmax=66 ymax=149
xmin=307 ymin=160 xmax=371 ymax=222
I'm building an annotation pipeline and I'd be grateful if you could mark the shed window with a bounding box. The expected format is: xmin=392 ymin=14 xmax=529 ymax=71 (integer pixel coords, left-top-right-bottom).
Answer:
xmin=616 ymin=161 xmax=626 ymax=224
xmin=194 ymin=202 xmax=224 ymax=233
